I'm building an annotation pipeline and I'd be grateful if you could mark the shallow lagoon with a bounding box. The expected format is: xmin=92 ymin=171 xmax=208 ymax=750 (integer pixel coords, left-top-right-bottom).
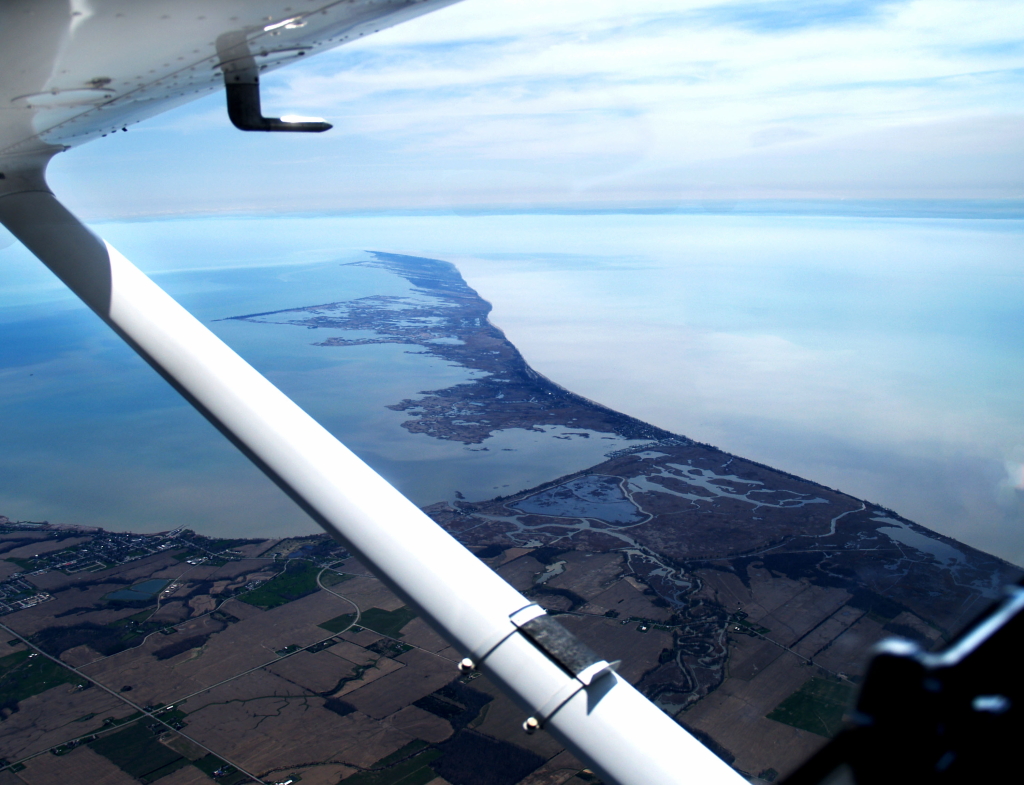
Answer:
xmin=106 ymin=579 xmax=169 ymax=601
xmin=513 ymin=475 xmax=644 ymax=525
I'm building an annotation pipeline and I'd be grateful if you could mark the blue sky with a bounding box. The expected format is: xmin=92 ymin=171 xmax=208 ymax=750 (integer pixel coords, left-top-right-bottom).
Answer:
xmin=49 ymin=0 xmax=1024 ymax=217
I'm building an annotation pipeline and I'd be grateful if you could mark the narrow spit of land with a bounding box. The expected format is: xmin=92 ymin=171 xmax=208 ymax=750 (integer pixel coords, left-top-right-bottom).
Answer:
xmin=223 ymin=252 xmax=672 ymax=445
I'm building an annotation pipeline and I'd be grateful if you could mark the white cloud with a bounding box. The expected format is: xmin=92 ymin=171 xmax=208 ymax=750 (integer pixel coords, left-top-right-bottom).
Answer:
xmin=240 ymin=0 xmax=1022 ymax=203
xmin=49 ymin=0 xmax=1024 ymax=213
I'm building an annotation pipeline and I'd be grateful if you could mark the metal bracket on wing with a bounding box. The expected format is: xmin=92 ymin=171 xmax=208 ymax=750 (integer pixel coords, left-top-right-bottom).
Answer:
xmin=459 ymin=604 xmax=548 ymax=673
xmin=516 ymin=612 xmax=620 ymax=732
xmin=216 ymin=31 xmax=331 ymax=133
xmin=459 ymin=604 xmax=619 ymax=733
xmin=523 ymin=658 xmax=619 ymax=734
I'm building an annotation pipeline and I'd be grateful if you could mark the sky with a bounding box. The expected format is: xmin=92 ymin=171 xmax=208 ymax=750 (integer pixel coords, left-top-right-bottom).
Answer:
xmin=48 ymin=0 xmax=1024 ymax=216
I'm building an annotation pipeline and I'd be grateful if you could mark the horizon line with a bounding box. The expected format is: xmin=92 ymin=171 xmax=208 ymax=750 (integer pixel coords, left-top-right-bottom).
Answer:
xmin=83 ymin=197 xmax=1024 ymax=225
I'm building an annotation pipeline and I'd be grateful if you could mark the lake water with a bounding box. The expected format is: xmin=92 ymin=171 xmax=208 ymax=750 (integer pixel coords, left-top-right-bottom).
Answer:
xmin=0 ymin=243 xmax=643 ymax=538
xmin=512 ymin=475 xmax=645 ymax=525
xmin=106 ymin=578 xmax=170 ymax=601
xmin=0 ymin=211 xmax=1021 ymax=564
xmin=873 ymin=517 xmax=968 ymax=567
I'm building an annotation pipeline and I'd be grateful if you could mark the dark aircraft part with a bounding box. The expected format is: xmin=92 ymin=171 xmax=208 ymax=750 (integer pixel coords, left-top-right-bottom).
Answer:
xmin=783 ymin=584 xmax=1023 ymax=785
xmin=517 ymin=614 xmax=621 ymax=734
xmin=218 ymin=30 xmax=331 ymax=133
xmin=224 ymin=78 xmax=331 ymax=133
xmin=520 ymin=614 xmax=603 ymax=676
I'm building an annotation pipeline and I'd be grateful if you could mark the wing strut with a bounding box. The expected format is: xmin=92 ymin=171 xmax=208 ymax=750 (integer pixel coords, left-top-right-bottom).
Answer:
xmin=0 ymin=160 xmax=744 ymax=785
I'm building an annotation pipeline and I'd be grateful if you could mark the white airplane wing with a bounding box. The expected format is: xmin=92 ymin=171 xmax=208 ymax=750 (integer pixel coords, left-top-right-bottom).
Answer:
xmin=0 ymin=4 xmax=743 ymax=784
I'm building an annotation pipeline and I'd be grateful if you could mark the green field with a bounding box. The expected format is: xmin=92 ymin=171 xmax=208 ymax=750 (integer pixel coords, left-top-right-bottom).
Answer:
xmin=341 ymin=743 xmax=440 ymax=785
xmin=371 ymin=740 xmax=430 ymax=768
xmin=0 ymin=650 xmax=80 ymax=711
xmin=767 ymin=677 xmax=855 ymax=737
xmin=5 ymin=557 xmax=34 ymax=570
xmin=200 ymin=538 xmax=252 ymax=552
xmin=319 ymin=613 xmax=357 ymax=633
xmin=239 ymin=561 xmax=321 ymax=609
xmin=358 ymin=607 xmax=418 ymax=638
xmin=322 ymin=570 xmax=354 ymax=587
xmin=89 ymin=723 xmax=189 ymax=784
